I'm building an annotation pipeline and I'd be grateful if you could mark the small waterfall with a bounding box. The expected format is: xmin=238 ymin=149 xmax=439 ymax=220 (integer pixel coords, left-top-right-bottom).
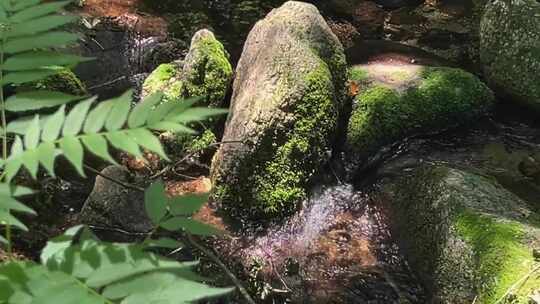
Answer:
xmin=225 ymin=184 xmax=424 ymax=303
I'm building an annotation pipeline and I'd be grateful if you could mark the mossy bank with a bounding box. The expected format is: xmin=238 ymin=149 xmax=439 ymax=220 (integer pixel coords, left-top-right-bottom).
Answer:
xmin=22 ymin=69 xmax=87 ymax=96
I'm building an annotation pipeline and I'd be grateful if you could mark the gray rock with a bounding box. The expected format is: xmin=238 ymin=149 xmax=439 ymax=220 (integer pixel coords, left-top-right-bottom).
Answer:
xmin=211 ymin=1 xmax=347 ymax=219
xmin=480 ymin=0 xmax=540 ymax=110
xmin=387 ymin=166 xmax=540 ymax=303
xmin=79 ymin=166 xmax=151 ymax=233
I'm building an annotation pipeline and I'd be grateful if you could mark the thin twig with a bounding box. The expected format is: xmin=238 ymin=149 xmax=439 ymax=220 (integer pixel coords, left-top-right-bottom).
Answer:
xmin=151 ymin=140 xmax=243 ymax=179
xmin=186 ymin=233 xmax=256 ymax=304
xmin=83 ymin=164 xmax=145 ymax=192
xmin=90 ymin=37 xmax=105 ymax=50
xmin=87 ymin=224 xmax=151 ymax=236
xmin=87 ymin=76 xmax=127 ymax=90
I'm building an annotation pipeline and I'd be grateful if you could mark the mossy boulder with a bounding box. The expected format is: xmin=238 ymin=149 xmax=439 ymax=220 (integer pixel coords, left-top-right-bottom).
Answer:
xmin=480 ymin=0 xmax=540 ymax=110
xmin=211 ymin=1 xmax=347 ymax=219
xmin=346 ymin=64 xmax=494 ymax=161
xmin=26 ymin=69 xmax=87 ymax=96
xmin=142 ymin=29 xmax=233 ymax=107
xmin=389 ymin=166 xmax=540 ymax=303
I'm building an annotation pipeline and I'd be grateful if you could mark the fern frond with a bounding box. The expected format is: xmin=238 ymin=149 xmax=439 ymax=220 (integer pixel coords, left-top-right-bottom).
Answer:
xmin=2 ymin=91 xmax=225 ymax=180
xmin=0 ymin=183 xmax=35 ymax=237
xmin=0 ymin=0 xmax=86 ymax=91
xmin=0 ymin=225 xmax=231 ymax=303
xmin=4 ymin=90 xmax=82 ymax=111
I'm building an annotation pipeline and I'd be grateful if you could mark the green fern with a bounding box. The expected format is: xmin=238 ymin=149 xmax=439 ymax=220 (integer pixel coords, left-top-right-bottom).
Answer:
xmin=1 ymin=92 xmax=225 ymax=180
xmin=0 ymin=181 xmax=233 ymax=303
xmin=0 ymin=0 xmax=236 ymax=302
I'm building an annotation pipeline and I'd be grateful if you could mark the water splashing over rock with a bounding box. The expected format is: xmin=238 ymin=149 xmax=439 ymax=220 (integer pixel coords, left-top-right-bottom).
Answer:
xmin=215 ymin=184 xmax=425 ymax=303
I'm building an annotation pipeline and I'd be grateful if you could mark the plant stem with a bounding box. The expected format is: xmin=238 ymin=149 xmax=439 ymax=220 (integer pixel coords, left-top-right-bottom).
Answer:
xmin=83 ymin=164 xmax=145 ymax=192
xmin=0 ymin=29 xmax=12 ymax=256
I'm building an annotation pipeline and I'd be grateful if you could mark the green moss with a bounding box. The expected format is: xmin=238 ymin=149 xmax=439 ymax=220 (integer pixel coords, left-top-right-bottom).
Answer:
xmin=255 ymin=64 xmax=337 ymax=213
xmin=347 ymin=67 xmax=494 ymax=155
xmin=456 ymin=211 xmax=540 ymax=303
xmin=27 ymin=69 xmax=87 ymax=96
xmin=186 ymin=129 xmax=217 ymax=153
xmin=143 ymin=63 xmax=184 ymax=104
xmin=183 ymin=36 xmax=233 ymax=107
xmin=216 ymin=62 xmax=339 ymax=217
xmin=143 ymin=63 xmax=177 ymax=93
xmin=347 ymin=66 xmax=368 ymax=82
xmin=143 ymin=34 xmax=232 ymax=108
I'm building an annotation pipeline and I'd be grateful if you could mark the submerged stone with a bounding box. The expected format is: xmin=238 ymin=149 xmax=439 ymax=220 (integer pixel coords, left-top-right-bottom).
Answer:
xmin=211 ymin=1 xmax=347 ymax=219
xmin=388 ymin=166 xmax=540 ymax=303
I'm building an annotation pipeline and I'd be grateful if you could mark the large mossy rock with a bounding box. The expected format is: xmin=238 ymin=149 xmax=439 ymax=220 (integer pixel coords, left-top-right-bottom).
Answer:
xmin=211 ymin=1 xmax=347 ymax=219
xmin=142 ymin=29 xmax=233 ymax=107
xmin=388 ymin=166 xmax=540 ymax=303
xmin=346 ymin=63 xmax=494 ymax=161
xmin=480 ymin=0 xmax=540 ymax=110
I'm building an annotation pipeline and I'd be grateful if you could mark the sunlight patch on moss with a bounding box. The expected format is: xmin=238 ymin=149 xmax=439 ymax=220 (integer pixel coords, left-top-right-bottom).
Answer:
xmin=347 ymin=66 xmax=494 ymax=155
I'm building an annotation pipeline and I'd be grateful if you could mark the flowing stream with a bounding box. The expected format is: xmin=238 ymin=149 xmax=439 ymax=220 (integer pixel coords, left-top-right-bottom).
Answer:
xmin=213 ymin=103 xmax=540 ymax=303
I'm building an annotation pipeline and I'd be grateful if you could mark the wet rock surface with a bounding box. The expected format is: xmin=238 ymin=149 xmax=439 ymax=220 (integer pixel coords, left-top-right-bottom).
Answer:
xmin=363 ymin=106 xmax=540 ymax=303
xmin=382 ymin=165 xmax=540 ymax=303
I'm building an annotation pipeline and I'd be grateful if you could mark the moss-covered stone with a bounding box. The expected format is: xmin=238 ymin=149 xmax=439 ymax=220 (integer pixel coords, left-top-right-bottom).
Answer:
xmin=141 ymin=62 xmax=183 ymax=101
xmin=142 ymin=29 xmax=232 ymax=108
xmin=182 ymin=29 xmax=234 ymax=107
xmin=390 ymin=166 xmax=540 ymax=303
xmin=346 ymin=66 xmax=494 ymax=158
xmin=211 ymin=1 xmax=347 ymax=219
xmin=26 ymin=69 xmax=87 ymax=96
xmin=252 ymin=63 xmax=340 ymax=214
xmin=480 ymin=0 xmax=540 ymax=110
